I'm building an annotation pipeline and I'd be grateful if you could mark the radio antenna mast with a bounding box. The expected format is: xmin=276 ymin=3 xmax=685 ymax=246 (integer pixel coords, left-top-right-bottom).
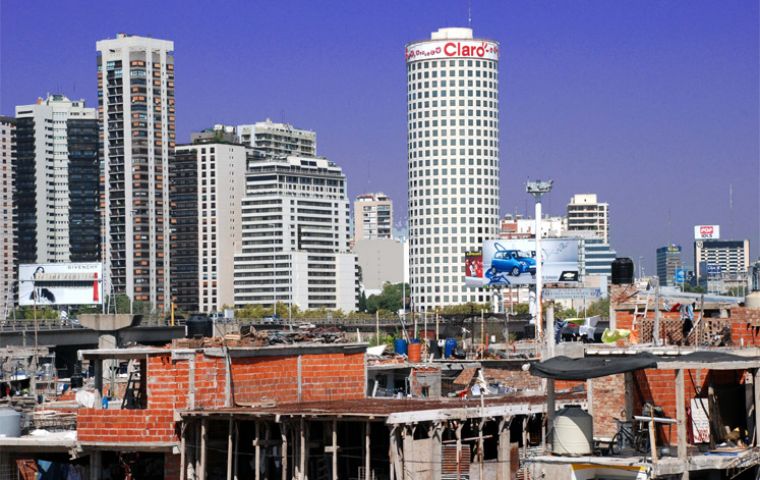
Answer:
xmin=468 ymin=0 xmax=472 ymax=27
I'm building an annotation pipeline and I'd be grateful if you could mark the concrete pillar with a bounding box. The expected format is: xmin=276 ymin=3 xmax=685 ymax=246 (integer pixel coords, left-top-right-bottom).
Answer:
xmin=364 ymin=422 xmax=371 ymax=480
xmin=402 ymin=424 xmax=415 ymax=480
xmin=754 ymin=369 xmax=760 ymax=447
xmin=254 ymin=421 xmax=261 ymax=480
xmin=497 ymin=417 xmax=511 ymax=480
xmin=675 ymin=369 xmax=688 ymax=479
xmin=199 ymin=419 xmax=208 ymax=480
xmin=429 ymin=422 xmax=443 ymax=480
xmin=281 ymin=423 xmax=289 ymax=480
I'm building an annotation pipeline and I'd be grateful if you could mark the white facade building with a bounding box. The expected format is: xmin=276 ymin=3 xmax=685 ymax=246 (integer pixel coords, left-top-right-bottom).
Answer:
xmin=172 ymin=143 xmax=247 ymax=313
xmin=567 ymin=194 xmax=609 ymax=243
xmin=97 ymin=34 xmax=175 ymax=311
xmin=500 ymin=213 xmax=567 ymax=239
xmin=0 ymin=117 xmax=14 ymax=316
xmin=237 ymin=119 xmax=316 ymax=158
xmin=14 ymin=95 xmax=97 ymax=263
xmin=406 ymin=27 xmax=500 ymax=310
xmin=354 ymin=193 xmax=393 ymax=241
xmin=233 ymin=156 xmax=357 ymax=311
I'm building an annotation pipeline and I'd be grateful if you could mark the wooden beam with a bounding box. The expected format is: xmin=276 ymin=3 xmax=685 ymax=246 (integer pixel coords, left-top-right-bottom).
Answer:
xmin=331 ymin=420 xmax=338 ymax=480
xmin=497 ymin=417 xmax=510 ymax=480
xmin=386 ymin=401 xmax=549 ymax=425
xmin=478 ymin=418 xmax=486 ymax=480
xmin=199 ymin=419 xmax=207 ymax=480
xmin=280 ymin=423 xmax=288 ymax=480
xmin=254 ymin=422 xmax=261 ymax=480
xmin=233 ymin=423 xmax=239 ymax=480
xmin=546 ymin=379 xmax=555 ymax=453
xmin=364 ymin=422 xmax=371 ymax=480
xmin=455 ymin=421 xmax=463 ymax=480
xmin=299 ymin=417 xmax=306 ymax=479
xmin=755 ymin=369 xmax=760 ymax=447
xmin=179 ymin=423 xmax=186 ymax=480
xmin=675 ymin=369 xmax=688 ymax=478
xmin=226 ymin=418 xmax=233 ymax=480
xmin=389 ymin=425 xmax=401 ymax=480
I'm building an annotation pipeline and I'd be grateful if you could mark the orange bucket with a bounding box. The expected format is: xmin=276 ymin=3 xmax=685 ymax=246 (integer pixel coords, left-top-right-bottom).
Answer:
xmin=407 ymin=342 xmax=422 ymax=363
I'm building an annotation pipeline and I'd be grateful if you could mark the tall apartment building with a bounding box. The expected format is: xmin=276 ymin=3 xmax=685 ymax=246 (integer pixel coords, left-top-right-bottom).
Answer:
xmin=567 ymin=194 xmax=609 ymax=243
xmin=695 ymin=239 xmax=750 ymax=280
xmin=237 ymin=119 xmax=316 ymax=158
xmin=406 ymin=27 xmax=500 ymax=310
xmin=97 ymin=34 xmax=175 ymax=311
xmin=171 ymin=142 xmax=246 ymax=313
xmin=233 ymin=156 xmax=357 ymax=311
xmin=14 ymin=95 xmax=99 ymax=264
xmin=0 ymin=117 xmax=15 ymax=315
xmin=499 ymin=213 xmax=567 ymax=239
xmin=657 ymin=244 xmax=683 ymax=286
xmin=354 ymin=193 xmax=393 ymax=241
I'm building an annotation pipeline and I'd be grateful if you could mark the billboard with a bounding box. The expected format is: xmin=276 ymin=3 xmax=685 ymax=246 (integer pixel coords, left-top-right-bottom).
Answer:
xmin=465 ymin=239 xmax=580 ymax=288
xmin=694 ymin=225 xmax=720 ymax=240
xmin=19 ymin=263 xmax=103 ymax=306
xmin=405 ymin=40 xmax=499 ymax=62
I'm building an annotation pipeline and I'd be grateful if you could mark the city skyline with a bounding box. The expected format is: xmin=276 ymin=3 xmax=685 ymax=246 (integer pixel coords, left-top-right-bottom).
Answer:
xmin=1 ymin=0 xmax=758 ymax=274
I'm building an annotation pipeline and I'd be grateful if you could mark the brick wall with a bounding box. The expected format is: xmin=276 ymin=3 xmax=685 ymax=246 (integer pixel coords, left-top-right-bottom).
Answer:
xmin=633 ymin=368 xmax=744 ymax=445
xmin=77 ymin=409 xmax=175 ymax=443
xmin=77 ymin=347 xmax=367 ymax=446
xmin=729 ymin=307 xmax=760 ymax=347
xmin=590 ymin=375 xmax=625 ymax=437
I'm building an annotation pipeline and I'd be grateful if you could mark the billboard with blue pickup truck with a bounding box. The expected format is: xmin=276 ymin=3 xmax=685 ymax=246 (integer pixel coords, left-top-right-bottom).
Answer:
xmin=465 ymin=239 xmax=580 ymax=288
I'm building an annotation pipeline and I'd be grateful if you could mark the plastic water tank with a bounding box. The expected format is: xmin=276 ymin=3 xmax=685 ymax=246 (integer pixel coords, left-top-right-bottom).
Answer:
xmin=552 ymin=405 xmax=593 ymax=455
xmin=186 ymin=315 xmax=213 ymax=338
xmin=611 ymin=258 xmax=635 ymax=285
xmin=0 ymin=408 xmax=21 ymax=438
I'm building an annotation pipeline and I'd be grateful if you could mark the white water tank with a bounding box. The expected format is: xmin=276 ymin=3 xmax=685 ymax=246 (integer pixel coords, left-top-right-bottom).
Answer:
xmin=552 ymin=405 xmax=593 ymax=455
xmin=746 ymin=292 xmax=760 ymax=309
xmin=0 ymin=408 xmax=21 ymax=438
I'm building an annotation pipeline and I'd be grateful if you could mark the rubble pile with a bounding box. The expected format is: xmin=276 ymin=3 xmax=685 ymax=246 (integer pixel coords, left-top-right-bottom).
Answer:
xmin=171 ymin=326 xmax=348 ymax=349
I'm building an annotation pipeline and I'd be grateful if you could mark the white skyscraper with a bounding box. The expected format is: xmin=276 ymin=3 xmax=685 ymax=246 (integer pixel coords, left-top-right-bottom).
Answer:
xmin=97 ymin=34 xmax=175 ymax=311
xmin=567 ymin=194 xmax=609 ymax=243
xmin=236 ymin=119 xmax=317 ymax=158
xmin=406 ymin=27 xmax=500 ymax=310
xmin=14 ymin=95 xmax=97 ymax=263
xmin=0 ymin=117 xmax=15 ymax=315
xmin=233 ymin=156 xmax=356 ymax=312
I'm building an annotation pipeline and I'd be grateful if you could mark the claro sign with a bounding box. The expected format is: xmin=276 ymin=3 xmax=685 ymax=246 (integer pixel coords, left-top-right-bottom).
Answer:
xmin=406 ymin=40 xmax=499 ymax=62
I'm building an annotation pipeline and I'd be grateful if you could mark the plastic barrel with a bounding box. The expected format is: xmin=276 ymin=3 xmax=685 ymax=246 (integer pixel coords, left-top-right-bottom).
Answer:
xmin=394 ymin=339 xmax=408 ymax=356
xmin=408 ymin=342 xmax=422 ymax=363
xmin=444 ymin=338 xmax=457 ymax=358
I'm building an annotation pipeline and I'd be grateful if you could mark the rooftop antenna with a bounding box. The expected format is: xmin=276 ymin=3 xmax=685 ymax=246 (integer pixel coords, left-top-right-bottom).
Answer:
xmin=729 ymin=183 xmax=734 ymax=236
xmin=468 ymin=0 xmax=472 ymax=27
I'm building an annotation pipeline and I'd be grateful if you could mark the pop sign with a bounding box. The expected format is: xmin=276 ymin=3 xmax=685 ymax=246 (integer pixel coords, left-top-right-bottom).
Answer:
xmin=694 ymin=225 xmax=720 ymax=240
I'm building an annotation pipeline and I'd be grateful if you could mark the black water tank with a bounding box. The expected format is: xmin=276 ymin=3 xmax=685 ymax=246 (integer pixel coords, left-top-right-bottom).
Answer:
xmin=611 ymin=257 xmax=635 ymax=285
xmin=70 ymin=375 xmax=83 ymax=389
xmin=186 ymin=315 xmax=213 ymax=338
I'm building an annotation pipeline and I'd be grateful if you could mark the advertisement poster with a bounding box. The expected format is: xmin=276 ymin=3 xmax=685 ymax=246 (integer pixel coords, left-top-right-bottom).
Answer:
xmin=19 ymin=263 xmax=103 ymax=306
xmin=465 ymin=239 xmax=580 ymax=288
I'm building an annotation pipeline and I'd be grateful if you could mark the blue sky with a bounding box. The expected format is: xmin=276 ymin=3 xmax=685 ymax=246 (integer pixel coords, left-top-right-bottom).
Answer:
xmin=1 ymin=0 xmax=758 ymax=273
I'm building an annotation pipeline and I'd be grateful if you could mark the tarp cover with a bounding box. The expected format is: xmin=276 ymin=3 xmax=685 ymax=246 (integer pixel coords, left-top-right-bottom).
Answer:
xmin=529 ymin=351 xmax=758 ymax=380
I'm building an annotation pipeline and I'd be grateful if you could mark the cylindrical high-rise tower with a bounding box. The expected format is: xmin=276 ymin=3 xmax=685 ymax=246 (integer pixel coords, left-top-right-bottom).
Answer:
xmin=406 ymin=27 xmax=500 ymax=311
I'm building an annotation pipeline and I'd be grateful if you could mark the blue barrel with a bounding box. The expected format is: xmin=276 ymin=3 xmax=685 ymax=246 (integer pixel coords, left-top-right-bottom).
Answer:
xmin=444 ymin=338 xmax=457 ymax=358
xmin=394 ymin=339 xmax=408 ymax=356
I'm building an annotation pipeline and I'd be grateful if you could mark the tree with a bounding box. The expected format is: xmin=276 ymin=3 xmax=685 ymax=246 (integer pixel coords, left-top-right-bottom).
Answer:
xmin=358 ymin=290 xmax=368 ymax=312
xmin=366 ymin=283 xmax=408 ymax=314
xmin=585 ymin=298 xmax=610 ymax=318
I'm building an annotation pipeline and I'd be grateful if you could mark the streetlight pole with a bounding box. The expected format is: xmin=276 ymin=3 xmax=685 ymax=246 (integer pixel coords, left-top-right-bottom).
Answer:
xmin=526 ymin=180 xmax=553 ymax=344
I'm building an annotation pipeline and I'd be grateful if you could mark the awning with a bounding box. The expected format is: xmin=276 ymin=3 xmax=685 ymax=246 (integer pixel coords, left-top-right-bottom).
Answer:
xmin=529 ymin=351 xmax=760 ymax=380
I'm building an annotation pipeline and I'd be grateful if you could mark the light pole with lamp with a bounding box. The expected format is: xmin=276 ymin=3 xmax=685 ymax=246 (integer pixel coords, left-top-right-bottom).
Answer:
xmin=526 ymin=180 xmax=553 ymax=345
